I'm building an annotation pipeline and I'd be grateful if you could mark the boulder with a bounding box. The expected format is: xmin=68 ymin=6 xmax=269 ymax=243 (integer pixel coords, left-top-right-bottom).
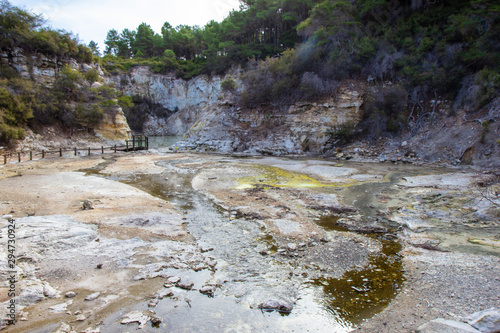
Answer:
xmin=466 ymin=308 xmax=500 ymax=333
xmin=417 ymin=318 xmax=480 ymax=333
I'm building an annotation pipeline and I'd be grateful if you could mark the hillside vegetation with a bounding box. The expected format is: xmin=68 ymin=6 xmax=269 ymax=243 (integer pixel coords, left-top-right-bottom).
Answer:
xmin=102 ymin=0 xmax=499 ymax=134
xmin=0 ymin=1 xmax=132 ymax=145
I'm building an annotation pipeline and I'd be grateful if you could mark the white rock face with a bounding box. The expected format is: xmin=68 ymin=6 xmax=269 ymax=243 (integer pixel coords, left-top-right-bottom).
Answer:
xmin=111 ymin=66 xmax=223 ymax=111
xmin=109 ymin=66 xmax=365 ymax=154
xmin=467 ymin=308 xmax=500 ymax=333
xmin=417 ymin=318 xmax=480 ymax=333
xmin=0 ymin=48 xmax=101 ymax=87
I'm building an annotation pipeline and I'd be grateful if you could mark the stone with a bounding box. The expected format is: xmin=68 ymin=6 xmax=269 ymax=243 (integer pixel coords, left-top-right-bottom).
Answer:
xmin=50 ymin=301 xmax=72 ymax=313
xmin=65 ymin=291 xmax=77 ymax=298
xmin=148 ymin=299 xmax=159 ymax=307
xmin=120 ymin=311 xmax=150 ymax=329
xmin=17 ymin=285 xmax=45 ymax=305
xmin=150 ymin=316 xmax=162 ymax=326
xmin=176 ymin=280 xmax=194 ymax=290
xmin=466 ymin=308 xmax=500 ymax=333
xmin=43 ymin=284 xmax=59 ymax=298
xmin=417 ymin=318 xmax=480 ymax=333
xmin=84 ymin=292 xmax=100 ymax=301
xmin=207 ymin=260 xmax=217 ymax=269
xmin=75 ymin=314 xmax=86 ymax=321
xmin=199 ymin=285 xmax=215 ymax=296
xmin=82 ymin=200 xmax=94 ymax=210
xmin=52 ymin=322 xmax=76 ymax=333
xmin=157 ymin=288 xmax=174 ymax=299
xmin=259 ymin=300 xmax=293 ymax=313
xmin=167 ymin=276 xmax=181 ymax=284
xmin=81 ymin=328 xmax=100 ymax=333
xmin=287 ymin=243 xmax=298 ymax=251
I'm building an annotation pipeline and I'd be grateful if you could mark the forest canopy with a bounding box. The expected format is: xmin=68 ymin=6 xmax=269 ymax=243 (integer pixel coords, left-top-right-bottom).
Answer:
xmin=100 ymin=0 xmax=499 ymax=103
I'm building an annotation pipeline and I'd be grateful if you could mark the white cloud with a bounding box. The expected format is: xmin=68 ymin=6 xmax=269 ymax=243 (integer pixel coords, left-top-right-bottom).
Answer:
xmin=9 ymin=0 xmax=241 ymax=48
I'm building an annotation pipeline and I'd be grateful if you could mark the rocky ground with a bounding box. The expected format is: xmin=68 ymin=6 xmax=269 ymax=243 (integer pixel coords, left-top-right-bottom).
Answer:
xmin=0 ymin=151 xmax=498 ymax=332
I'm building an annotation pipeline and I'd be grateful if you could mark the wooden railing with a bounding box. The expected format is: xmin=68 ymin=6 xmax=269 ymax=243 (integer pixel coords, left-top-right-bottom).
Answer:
xmin=2 ymin=135 xmax=148 ymax=165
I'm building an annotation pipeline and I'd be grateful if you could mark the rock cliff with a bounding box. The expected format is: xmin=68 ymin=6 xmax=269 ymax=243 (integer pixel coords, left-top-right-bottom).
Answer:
xmin=112 ymin=66 xmax=364 ymax=155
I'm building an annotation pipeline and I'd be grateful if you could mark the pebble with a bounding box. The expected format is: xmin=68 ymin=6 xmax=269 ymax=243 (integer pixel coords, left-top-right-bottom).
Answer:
xmin=84 ymin=292 xmax=100 ymax=301
xmin=75 ymin=314 xmax=86 ymax=321
xmin=259 ymin=299 xmax=293 ymax=313
xmin=150 ymin=316 xmax=162 ymax=325
xmin=148 ymin=299 xmax=159 ymax=307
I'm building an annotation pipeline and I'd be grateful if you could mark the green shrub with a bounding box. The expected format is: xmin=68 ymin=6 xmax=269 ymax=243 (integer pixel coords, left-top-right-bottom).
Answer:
xmin=221 ymin=78 xmax=236 ymax=92
xmin=0 ymin=87 xmax=33 ymax=143
xmin=76 ymin=104 xmax=104 ymax=129
xmin=84 ymin=68 xmax=100 ymax=83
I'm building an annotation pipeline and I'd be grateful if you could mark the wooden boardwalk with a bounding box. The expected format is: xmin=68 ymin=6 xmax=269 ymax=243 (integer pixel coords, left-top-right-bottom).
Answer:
xmin=2 ymin=135 xmax=148 ymax=165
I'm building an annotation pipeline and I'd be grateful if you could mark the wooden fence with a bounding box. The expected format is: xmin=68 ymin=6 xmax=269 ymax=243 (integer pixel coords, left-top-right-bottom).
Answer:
xmin=2 ymin=135 xmax=148 ymax=165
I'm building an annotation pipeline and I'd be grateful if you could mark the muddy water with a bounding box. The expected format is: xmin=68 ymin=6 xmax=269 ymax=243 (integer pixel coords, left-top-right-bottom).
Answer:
xmin=80 ymin=155 xmax=498 ymax=332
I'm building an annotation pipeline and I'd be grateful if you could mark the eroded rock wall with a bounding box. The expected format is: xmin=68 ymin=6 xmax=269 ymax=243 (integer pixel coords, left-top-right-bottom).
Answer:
xmin=112 ymin=66 xmax=364 ymax=155
xmin=177 ymin=84 xmax=363 ymax=155
xmin=1 ymin=48 xmax=100 ymax=86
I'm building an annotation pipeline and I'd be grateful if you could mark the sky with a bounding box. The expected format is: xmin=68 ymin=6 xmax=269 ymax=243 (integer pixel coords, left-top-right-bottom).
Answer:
xmin=9 ymin=0 xmax=242 ymax=52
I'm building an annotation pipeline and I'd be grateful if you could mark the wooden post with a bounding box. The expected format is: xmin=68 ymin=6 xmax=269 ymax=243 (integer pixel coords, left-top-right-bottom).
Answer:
xmin=18 ymin=152 xmax=21 ymax=163
xmin=126 ymin=141 xmax=129 ymax=151
xmin=42 ymin=150 xmax=45 ymax=158
xmin=101 ymin=146 xmax=104 ymax=154
xmin=30 ymin=151 xmax=33 ymax=161
xmin=146 ymin=136 xmax=149 ymax=150
xmin=74 ymin=148 xmax=77 ymax=156
xmin=88 ymin=147 xmax=91 ymax=156
xmin=132 ymin=136 xmax=136 ymax=151
xmin=114 ymin=145 xmax=117 ymax=153
xmin=59 ymin=148 xmax=62 ymax=157
xmin=4 ymin=155 xmax=6 ymax=164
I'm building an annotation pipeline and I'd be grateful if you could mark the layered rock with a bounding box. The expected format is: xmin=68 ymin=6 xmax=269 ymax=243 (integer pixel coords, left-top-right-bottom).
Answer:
xmin=110 ymin=66 xmax=222 ymax=111
xmin=95 ymin=105 xmax=132 ymax=141
xmin=0 ymin=48 xmax=101 ymax=87
xmin=174 ymin=83 xmax=364 ymax=155
xmin=111 ymin=66 xmax=364 ymax=155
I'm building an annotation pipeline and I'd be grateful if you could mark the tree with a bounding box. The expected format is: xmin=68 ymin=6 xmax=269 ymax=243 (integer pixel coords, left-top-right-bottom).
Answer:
xmin=131 ymin=23 xmax=155 ymax=58
xmin=117 ymin=28 xmax=135 ymax=58
xmin=104 ymin=29 xmax=120 ymax=55
xmin=88 ymin=40 xmax=100 ymax=56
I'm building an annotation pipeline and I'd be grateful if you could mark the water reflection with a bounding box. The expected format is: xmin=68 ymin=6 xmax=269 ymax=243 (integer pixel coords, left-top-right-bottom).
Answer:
xmin=312 ymin=215 xmax=405 ymax=326
xmin=147 ymin=135 xmax=184 ymax=148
